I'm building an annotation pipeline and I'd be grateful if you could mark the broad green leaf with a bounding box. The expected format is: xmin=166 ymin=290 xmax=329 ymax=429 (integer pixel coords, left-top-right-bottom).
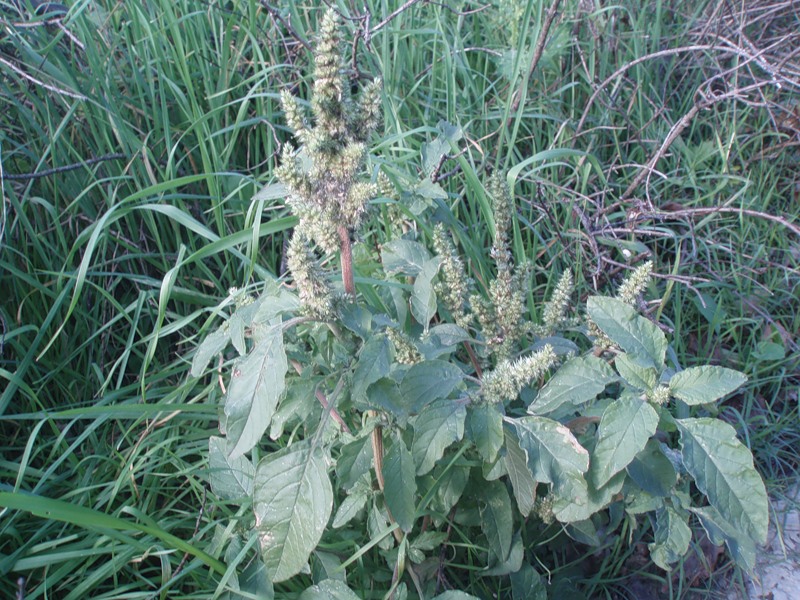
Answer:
xmin=311 ymin=551 xmax=346 ymax=583
xmin=514 ymin=416 xmax=591 ymax=522
xmin=422 ymin=120 xmax=463 ymax=175
xmin=468 ymin=403 xmax=504 ymax=463
xmin=614 ymin=353 xmax=657 ymax=391
xmin=590 ymin=397 xmax=659 ymax=487
xmin=677 ymin=418 xmax=768 ymax=544
xmin=690 ymin=505 xmax=756 ymax=573
xmin=504 ymin=430 xmax=537 ymax=517
xmin=411 ymin=257 xmax=441 ymax=330
xmin=208 ymin=436 xmax=254 ymax=500
xmin=383 ymin=438 xmax=417 ymax=532
xmin=479 ymin=480 xmax=513 ymax=563
xmin=648 ymin=506 xmax=692 ymax=570
xmin=254 ymin=443 xmax=333 ymax=582
xmin=400 ymin=360 xmax=464 ymax=414
xmin=238 ymin=557 xmax=274 ymax=599
xmin=336 ymin=435 xmax=373 ymax=490
xmin=431 ymin=592 xmax=481 ymax=600
xmin=433 ymin=463 xmax=470 ymax=514
xmin=365 ymin=379 xmax=410 ymax=421
xmin=332 ymin=475 xmax=371 ymax=529
xmin=513 ymin=416 xmax=590 ymax=485
xmin=529 ymin=355 xmax=616 ymax=415
xmin=299 ymin=579 xmax=361 ymax=600
xmin=414 ymin=177 xmax=449 ymax=201
xmin=381 ymin=239 xmax=431 ymax=276
xmin=510 ymin=565 xmax=546 ymax=600
xmin=417 ymin=323 xmax=470 ymax=359
xmin=626 ymin=439 xmax=677 ymax=497
xmin=669 ymin=366 xmax=747 ymax=405
xmin=191 ymin=325 xmax=230 ymax=377
xmin=412 ymin=399 xmax=467 ymax=475
xmin=225 ymin=325 xmax=287 ymax=459
xmin=351 ymin=335 xmax=393 ymax=404
xmin=587 ymin=296 xmax=667 ymax=369
xmin=482 ymin=530 xmax=523 ymax=576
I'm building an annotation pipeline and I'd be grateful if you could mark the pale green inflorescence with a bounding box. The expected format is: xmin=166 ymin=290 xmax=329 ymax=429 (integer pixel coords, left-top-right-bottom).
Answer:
xmin=432 ymin=223 xmax=472 ymax=331
xmin=276 ymin=8 xmax=384 ymax=317
xmin=387 ymin=328 xmax=423 ymax=365
xmin=481 ymin=344 xmax=557 ymax=403
xmin=616 ymin=260 xmax=653 ymax=305
xmin=648 ymin=384 xmax=671 ymax=406
xmin=540 ymin=269 xmax=573 ymax=335
xmin=472 ymin=175 xmax=529 ymax=360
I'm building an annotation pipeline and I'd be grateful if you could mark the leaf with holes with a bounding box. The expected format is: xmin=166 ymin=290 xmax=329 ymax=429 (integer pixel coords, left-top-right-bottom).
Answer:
xmin=254 ymin=443 xmax=333 ymax=582
xmin=224 ymin=324 xmax=287 ymax=459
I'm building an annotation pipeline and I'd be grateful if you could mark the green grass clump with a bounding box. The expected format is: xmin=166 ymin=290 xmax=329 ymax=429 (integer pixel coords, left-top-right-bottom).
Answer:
xmin=1 ymin=0 xmax=798 ymax=598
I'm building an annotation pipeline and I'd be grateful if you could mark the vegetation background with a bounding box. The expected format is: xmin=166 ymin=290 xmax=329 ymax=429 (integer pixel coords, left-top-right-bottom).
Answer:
xmin=0 ymin=0 xmax=798 ymax=598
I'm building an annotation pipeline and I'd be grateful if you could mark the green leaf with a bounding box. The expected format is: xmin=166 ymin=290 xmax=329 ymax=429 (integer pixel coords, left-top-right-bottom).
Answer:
xmin=530 ymin=355 xmax=617 ymax=414
xmin=513 ymin=416 xmax=590 ymax=485
xmin=412 ymin=399 xmax=467 ymax=475
xmin=411 ymin=257 xmax=441 ymax=330
xmin=648 ymin=506 xmax=692 ymax=570
xmin=433 ymin=463 xmax=470 ymax=514
xmin=224 ymin=324 xmax=287 ymax=459
xmin=482 ymin=530 xmax=523 ymax=576
xmin=191 ymin=325 xmax=230 ymax=377
xmin=669 ymin=366 xmax=747 ymax=405
xmin=468 ymin=403 xmax=504 ymax=463
xmin=504 ymin=429 xmax=537 ymax=517
xmin=381 ymin=239 xmax=431 ymax=276
xmin=254 ymin=443 xmax=333 ymax=582
xmin=479 ymin=480 xmax=513 ymax=563
xmin=417 ymin=324 xmax=470 ymax=359
xmin=614 ymin=353 xmax=657 ymax=391
xmin=332 ymin=475 xmax=371 ymax=529
xmin=510 ymin=565 xmax=546 ymax=600
xmin=677 ymin=418 xmax=768 ymax=544
xmin=400 ymin=360 xmax=464 ymax=414
xmin=590 ymin=397 xmax=659 ymax=487
xmin=208 ymin=436 xmax=254 ymax=500
xmin=336 ymin=435 xmax=374 ymax=490
xmin=351 ymin=335 xmax=393 ymax=404
xmin=383 ymin=438 xmax=417 ymax=532
xmin=422 ymin=120 xmax=463 ymax=175
xmin=364 ymin=379 xmax=410 ymax=421
xmin=430 ymin=592 xmax=482 ymax=600
xmin=626 ymin=439 xmax=677 ymax=497
xmin=513 ymin=416 xmax=591 ymax=522
xmin=690 ymin=505 xmax=756 ymax=573
xmin=587 ymin=296 xmax=667 ymax=369
xmin=299 ymin=579 xmax=362 ymax=600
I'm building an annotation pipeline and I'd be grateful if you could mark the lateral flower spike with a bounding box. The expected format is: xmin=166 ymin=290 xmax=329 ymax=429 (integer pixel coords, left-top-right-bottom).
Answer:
xmin=617 ymin=260 xmax=653 ymax=305
xmin=482 ymin=344 xmax=557 ymax=403
xmin=541 ymin=269 xmax=573 ymax=334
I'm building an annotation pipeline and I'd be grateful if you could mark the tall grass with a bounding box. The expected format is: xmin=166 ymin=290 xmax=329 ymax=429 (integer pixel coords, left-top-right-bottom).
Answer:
xmin=1 ymin=0 xmax=798 ymax=597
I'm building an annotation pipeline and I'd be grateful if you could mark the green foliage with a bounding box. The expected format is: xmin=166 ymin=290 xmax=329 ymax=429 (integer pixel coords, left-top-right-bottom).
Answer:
xmin=190 ymin=9 xmax=770 ymax=596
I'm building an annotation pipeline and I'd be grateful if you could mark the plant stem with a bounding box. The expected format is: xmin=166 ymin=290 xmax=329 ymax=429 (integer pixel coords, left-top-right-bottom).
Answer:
xmin=338 ymin=224 xmax=355 ymax=296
